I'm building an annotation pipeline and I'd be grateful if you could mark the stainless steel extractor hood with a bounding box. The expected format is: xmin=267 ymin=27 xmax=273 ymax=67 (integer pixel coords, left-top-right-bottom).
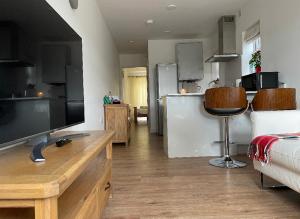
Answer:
xmin=206 ymin=16 xmax=239 ymax=63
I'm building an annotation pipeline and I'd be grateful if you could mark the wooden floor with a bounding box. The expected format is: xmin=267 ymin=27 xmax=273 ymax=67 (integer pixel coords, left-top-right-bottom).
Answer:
xmin=103 ymin=122 xmax=300 ymax=219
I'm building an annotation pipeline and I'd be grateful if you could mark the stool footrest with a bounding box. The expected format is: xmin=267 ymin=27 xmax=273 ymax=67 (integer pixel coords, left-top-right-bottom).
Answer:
xmin=209 ymin=157 xmax=247 ymax=169
xmin=213 ymin=141 xmax=236 ymax=144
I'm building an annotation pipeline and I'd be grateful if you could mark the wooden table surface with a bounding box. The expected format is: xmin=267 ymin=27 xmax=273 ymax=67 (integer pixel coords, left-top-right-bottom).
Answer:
xmin=0 ymin=130 xmax=114 ymax=200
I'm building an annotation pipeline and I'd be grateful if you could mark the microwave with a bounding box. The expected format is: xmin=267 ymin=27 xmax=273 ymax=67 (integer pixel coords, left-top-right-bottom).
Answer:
xmin=241 ymin=72 xmax=279 ymax=91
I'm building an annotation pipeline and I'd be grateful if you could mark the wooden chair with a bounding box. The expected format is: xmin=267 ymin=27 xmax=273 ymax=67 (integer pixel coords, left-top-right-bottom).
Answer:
xmin=251 ymin=88 xmax=296 ymax=111
xmin=134 ymin=106 xmax=148 ymax=123
xmin=204 ymin=87 xmax=248 ymax=116
xmin=204 ymin=87 xmax=248 ymax=168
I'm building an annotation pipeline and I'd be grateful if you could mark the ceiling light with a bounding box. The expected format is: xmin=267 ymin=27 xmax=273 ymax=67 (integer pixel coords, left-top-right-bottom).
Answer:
xmin=129 ymin=40 xmax=135 ymax=43
xmin=164 ymin=30 xmax=171 ymax=33
xmin=166 ymin=4 xmax=177 ymax=10
xmin=146 ymin=19 xmax=154 ymax=25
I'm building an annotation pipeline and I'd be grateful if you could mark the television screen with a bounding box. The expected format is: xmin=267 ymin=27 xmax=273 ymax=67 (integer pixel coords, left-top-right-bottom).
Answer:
xmin=0 ymin=0 xmax=84 ymax=146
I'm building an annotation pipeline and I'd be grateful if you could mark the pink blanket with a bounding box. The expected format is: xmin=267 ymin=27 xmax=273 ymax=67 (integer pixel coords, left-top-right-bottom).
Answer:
xmin=248 ymin=133 xmax=300 ymax=164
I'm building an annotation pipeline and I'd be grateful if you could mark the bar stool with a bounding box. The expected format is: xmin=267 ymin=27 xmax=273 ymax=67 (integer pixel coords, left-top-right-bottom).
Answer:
xmin=251 ymin=88 xmax=296 ymax=111
xmin=204 ymin=87 xmax=249 ymax=168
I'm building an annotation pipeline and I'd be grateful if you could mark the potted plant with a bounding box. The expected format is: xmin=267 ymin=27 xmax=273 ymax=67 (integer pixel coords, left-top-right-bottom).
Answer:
xmin=249 ymin=50 xmax=261 ymax=73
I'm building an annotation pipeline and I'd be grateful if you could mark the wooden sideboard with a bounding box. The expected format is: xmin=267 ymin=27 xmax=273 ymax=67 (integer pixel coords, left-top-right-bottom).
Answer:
xmin=104 ymin=104 xmax=130 ymax=146
xmin=0 ymin=130 xmax=114 ymax=219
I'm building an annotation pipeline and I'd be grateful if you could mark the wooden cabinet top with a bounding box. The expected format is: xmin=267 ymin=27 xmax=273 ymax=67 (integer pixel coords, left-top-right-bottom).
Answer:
xmin=0 ymin=131 xmax=114 ymax=200
xmin=104 ymin=104 xmax=129 ymax=108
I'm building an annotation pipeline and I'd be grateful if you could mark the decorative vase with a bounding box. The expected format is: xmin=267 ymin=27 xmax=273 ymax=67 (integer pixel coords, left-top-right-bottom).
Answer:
xmin=256 ymin=66 xmax=261 ymax=73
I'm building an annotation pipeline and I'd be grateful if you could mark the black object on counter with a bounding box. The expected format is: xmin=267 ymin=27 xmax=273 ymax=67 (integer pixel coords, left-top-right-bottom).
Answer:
xmin=56 ymin=139 xmax=72 ymax=147
xmin=112 ymin=100 xmax=121 ymax=104
xmin=241 ymin=72 xmax=279 ymax=91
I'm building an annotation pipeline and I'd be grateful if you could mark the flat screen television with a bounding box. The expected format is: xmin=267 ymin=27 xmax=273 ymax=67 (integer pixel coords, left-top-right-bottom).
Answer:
xmin=0 ymin=0 xmax=84 ymax=147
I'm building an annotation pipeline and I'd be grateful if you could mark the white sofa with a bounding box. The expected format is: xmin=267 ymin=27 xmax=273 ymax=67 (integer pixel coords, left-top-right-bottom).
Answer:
xmin=251 ymin=110 xmax=300 ymax=191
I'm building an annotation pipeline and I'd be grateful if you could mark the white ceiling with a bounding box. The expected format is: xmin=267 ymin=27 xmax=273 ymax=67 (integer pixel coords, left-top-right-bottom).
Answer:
xmin=97 ymin=0 xmax=248 ymax=54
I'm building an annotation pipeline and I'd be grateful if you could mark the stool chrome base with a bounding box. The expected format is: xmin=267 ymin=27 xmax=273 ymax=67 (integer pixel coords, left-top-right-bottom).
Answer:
xmin=209 ymin=157 xmax=247 ymax=169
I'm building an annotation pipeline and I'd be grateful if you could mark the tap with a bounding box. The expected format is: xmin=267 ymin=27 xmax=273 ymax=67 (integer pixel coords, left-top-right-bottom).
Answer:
xmin=208 ymin=78 xmax=220 ymax=87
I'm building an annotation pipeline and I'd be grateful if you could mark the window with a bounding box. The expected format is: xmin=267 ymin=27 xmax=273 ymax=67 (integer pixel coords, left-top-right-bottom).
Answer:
xmin=242 ymin=21 xmax=261 ymax=75
xmin=247 ymin=36 xmax=261 ymax=73
xmin=253 ymin=36 xmax=261 ymax=52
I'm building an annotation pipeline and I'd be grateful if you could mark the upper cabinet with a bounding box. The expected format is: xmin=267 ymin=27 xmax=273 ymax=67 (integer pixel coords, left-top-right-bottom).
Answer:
xmin=176 ymin=42 xmax=204 ymax=81
xmin=0 ymin=22 xmax=34 ymax=66
xmin=42 ymin=45 xmax=69 ymax=84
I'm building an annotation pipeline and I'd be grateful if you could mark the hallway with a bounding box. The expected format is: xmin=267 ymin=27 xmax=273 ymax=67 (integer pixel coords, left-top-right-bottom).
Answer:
xmin=103 ymin=124 xmax=300 ymax=218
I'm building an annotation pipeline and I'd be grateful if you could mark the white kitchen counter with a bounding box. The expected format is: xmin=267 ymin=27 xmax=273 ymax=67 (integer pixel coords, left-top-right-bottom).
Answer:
xmin=162 ymin=95 xmax=252 ymax=158
xmin=166 ymin=93 xmax=204 ymax=96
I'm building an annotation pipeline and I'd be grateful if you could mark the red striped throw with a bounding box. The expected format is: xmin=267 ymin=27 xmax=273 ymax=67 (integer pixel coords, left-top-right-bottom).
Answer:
xmin=248 ymin=133 xmax=300 ymax=164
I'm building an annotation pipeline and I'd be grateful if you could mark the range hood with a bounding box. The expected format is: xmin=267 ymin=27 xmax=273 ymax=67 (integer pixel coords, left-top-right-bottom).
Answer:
xmin=206 ymin=16 xmax=239 ymax=63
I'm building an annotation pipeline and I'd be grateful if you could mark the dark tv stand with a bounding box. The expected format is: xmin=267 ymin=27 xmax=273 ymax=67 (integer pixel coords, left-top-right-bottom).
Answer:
xmin=30 ymin=133 xmax=90 ymax=162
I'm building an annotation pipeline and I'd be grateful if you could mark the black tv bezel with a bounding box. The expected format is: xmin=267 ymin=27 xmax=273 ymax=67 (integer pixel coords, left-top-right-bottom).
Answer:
xmin=0 ymin=120 xmax=85 ymax=150
xmin=0 ymin=0 xmax=85 ymax=150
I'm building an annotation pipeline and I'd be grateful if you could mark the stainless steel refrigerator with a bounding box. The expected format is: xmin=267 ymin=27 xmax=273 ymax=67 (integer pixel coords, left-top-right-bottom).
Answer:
xmin=156 ymin=63 xmax=178 ymax=135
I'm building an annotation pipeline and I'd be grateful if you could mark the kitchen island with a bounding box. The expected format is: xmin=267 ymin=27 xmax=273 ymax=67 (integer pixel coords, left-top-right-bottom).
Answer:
xmin=162 ymin=94 xmax=252 ymax=158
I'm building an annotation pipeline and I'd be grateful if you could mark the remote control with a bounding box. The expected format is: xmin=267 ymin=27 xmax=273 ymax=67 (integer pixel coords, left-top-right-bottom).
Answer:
xmin=56 ymin=139 xmax=72 ymax=147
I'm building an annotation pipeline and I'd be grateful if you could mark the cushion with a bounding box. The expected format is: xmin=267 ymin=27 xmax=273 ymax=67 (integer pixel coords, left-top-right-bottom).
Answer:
xmin=205 ymin=107 xmax=246 ymax=116
xmin=268 ymin=139 xmax=300 ymax=174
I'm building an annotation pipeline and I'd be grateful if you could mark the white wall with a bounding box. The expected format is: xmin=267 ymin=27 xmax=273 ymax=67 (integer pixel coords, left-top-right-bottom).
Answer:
xmin=148 ymin=38 xmax=216 ymax=133
xmin=119 ymin=53 xmax=148 ymax=68
xmin=236 ymin=0 xmax=300 ymax=104
xmin=45 ymin=0 xmax=120 ymax=130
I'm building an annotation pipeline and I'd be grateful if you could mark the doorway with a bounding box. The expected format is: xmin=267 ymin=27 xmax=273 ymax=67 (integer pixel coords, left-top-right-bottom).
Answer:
xmin=122 ymin=67 xmax=148 ymax=125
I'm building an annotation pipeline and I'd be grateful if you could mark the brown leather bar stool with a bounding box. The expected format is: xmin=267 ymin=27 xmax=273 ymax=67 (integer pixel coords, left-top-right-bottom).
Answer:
xmin=251 ymin=88 xmax=296 ymax=111
xmin=204 ymin=87 xmax=249 ymax=168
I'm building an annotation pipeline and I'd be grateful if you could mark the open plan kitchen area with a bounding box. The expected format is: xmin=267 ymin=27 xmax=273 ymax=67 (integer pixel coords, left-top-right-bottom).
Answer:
xmin=102 ymin=1 xmax=300 ymax=213
xmin=3 ymin=0 xmax=300 ymax=218
xmin=147 ymin=15 xmax=279 ymax=161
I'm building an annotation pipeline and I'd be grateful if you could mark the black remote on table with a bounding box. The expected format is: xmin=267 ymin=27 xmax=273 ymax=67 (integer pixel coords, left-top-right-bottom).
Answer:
xmin=56 ymin=139 xmax=72 ymax=147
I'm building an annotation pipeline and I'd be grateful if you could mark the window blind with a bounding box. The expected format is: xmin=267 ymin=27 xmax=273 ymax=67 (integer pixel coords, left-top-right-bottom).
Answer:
xmin=245 ymin=21 xmax=260 ymax=42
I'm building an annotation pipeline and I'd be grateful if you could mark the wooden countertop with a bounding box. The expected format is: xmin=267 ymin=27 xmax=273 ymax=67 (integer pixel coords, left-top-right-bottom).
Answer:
xmin=0 ymin=130 xmax=114 ymax=200
xmin=104 ymin=103 xmax=129 ymax=107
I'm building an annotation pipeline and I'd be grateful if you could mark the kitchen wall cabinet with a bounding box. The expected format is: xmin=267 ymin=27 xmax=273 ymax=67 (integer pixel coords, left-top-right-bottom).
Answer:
xmin=176 ymin=42 xmax=204 ymax=81
xmin=42 ymin=45 xmax=69 ymax=84
xmin=0 ymin=23 xmax=15 ymax=60
xmin=0 ymin=22 xmax=34 ymax=65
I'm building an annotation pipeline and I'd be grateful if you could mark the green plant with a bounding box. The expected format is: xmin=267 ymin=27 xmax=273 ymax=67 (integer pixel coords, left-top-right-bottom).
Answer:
xmin=249 ymin=50 xmax=261 ymax=68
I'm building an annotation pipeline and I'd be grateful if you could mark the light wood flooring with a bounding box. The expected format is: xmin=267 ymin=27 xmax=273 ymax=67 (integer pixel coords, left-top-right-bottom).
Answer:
xmin=103 ymin=122 xmax=300 ymax=218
